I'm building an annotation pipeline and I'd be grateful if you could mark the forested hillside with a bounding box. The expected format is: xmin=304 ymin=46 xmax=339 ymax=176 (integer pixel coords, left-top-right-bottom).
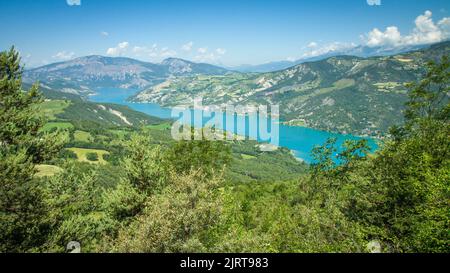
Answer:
xmin=1 ymin=48 xmax=448 ymax=253
xmin=133 ymin=42 xmax=450 ymax=137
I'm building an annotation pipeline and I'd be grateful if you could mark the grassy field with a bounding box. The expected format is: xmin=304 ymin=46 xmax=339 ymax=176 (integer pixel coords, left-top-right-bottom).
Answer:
xmin=241 ymin=153 xmax=257 ymax=160
xmin=40 ymin=100 xmax=71 ymax=120
xmin=108 ymin=129 xmax=131 ymax=140
xmin=67 ymin=148 xmax=110 ymax=164
xmin=73 ymin=130 xmax=93 ymax=142
xmin=35 ymin=165 xmax=63 ymax=177
xmin=41 ymin=122 xmax=74 ymax=132
xmin=145 ymin=122 xmax=172 ymax=131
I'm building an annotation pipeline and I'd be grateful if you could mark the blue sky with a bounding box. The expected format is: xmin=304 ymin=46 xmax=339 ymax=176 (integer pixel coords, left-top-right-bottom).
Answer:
xmin=0 ymin=0 xmax=449 ymax=67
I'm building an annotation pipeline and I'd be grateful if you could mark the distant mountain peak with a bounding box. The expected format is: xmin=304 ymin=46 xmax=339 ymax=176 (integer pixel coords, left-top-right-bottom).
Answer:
xmin=23 ymin=55 xmax=230 ymax=96
xmin=161 ymin=57 xmax=190 ymax=64
xmin=161 ymin=58 xmax=193 ymax=73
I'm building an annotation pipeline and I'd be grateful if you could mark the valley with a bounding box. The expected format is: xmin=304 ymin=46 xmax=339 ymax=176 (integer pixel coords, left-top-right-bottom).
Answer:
xmin=2 ymin=0 xmax=449 ymax=255
xmin=132 ymin=42 xmax=450 ymax=137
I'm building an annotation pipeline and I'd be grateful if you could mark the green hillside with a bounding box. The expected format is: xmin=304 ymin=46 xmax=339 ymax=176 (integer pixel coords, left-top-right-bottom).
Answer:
xmin=132 ymin=41 xmax=450 ymax=137
xmin=1 ymin=45 xmax=448 ymax=254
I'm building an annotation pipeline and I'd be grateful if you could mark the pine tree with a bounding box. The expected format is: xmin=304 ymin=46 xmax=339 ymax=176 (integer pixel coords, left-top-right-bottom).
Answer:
xmin=0 ymin=47 xmax=65 ymax=252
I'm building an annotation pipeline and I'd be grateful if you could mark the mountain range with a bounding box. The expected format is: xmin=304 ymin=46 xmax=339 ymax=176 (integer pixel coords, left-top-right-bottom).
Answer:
xmin=23 ymin=56 xmax=230 ymax=95
xmin=23 ymin=41 xmax=450 ymax=137
xmin=132 ymin=41 xmax=450 ymax=137
xmin=228 ymin=43 xmax=433 ymax=73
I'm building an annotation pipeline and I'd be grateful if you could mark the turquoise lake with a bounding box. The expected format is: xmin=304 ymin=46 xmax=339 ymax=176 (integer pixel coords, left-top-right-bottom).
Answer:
xmin=89 ymin=88 xmax=379 ymax=163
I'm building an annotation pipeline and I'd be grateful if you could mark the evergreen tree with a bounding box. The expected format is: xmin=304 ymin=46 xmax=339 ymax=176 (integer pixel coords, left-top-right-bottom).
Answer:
xmin=0 ymin=47 xmax=65 ymax=252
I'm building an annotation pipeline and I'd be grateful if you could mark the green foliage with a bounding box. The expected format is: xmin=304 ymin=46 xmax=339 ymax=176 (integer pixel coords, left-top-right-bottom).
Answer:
xmin=2 ymin=47 xmax=448 ymax=254
xmin=110 ymin=170 xmax=224 ymax=253
xmin=122 ymin=134 xmax=169 ymax=194
xmin=404 ymin=55 xmax=449 ymax=123
xmin=310 ymin=138 xmax=337 ymax=178
xmin=328 ymin=56 xmax=449 ymax=253
xmin=165 ymin=131 xmax=232 ymax=178
xmin=86 ymin=152 xmax=99 ymax=162
xmin=0 ymin=47 xmax=66 ymax=252
xmin=43 ymin=164 xmax=116 ymax=252
xmin=102 ymin=180 xmax=145 ymax=223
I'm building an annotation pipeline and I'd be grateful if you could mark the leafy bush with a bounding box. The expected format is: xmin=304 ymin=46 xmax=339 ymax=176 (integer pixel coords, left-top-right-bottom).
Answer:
xmin=86 ymin=153 xmax=99 ymax=162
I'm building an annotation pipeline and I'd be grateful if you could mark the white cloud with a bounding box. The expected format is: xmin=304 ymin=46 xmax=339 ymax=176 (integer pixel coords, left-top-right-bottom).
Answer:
xmin=101 ymin=31 xmax=109 ymax=37
xmin=106 ymin=42 xmax=129 ymax=56
xmin=366 ymin=0 xmax=381 ymax=6
xmin=365 ymin=26 xmax=402 ymax=47
xmin=160 ymin=47 xmax=177 ymax=58
xmin=194 ymin=53 xmax=219 ymax=63
xmin=364 ymin=10 xmax=450 ymax=48
xmin=66 ymin=0 xmax=81 ymax=6
xmin=197 ymin=47 xmax=208 ymax=54
xmin=181 ymin=41 xmax=194 ymax=52
xmin=301 ymin=42 xmax=356 ymax=58
xmin=307 ymin=42 xmax=318 ymax=48
xmin=438 ymin=17 xmax=450 ymax=39
xmin=130 ymin=44 xmax=177 ymax=59
xmin=194 ymin=50 xmax=226 ymax=64
xmin=216 ymin=48 xmax=227 ymax=55
xmin=286 ymin=56 xmax=296 ymax=62
xmin=133 ymin=44 xmax=158 ymax=57
xmin=52 ymin=51 xmax=75 ymax=60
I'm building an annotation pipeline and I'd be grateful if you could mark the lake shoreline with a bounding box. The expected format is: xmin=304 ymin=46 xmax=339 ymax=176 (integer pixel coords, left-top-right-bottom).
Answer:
xmin=89 ymin=87 xmax=379 ymax=163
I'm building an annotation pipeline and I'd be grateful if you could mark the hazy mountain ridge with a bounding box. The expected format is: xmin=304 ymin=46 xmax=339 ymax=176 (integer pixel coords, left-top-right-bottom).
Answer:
xmin=132 ymin=41 xmax=450 ymax=137
xmin=23 ymin=56 xmax=230 ymax=96
xmin=229 ymin=43 xmax=433 ymax=73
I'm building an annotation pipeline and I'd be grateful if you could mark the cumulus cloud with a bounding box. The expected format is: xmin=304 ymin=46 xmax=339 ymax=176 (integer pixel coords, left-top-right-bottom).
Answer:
xmin=216 ymin=48 xmax=227 ymax=55
xmin=132 ymin=44 xmax=176 ymax=58
xmin=197 ymin=47 xmax=208 ymax=54
xmin=366 ymin=0 xmax=381 ymax=6
xmin=364 ymin=10 xmax=450 ymax=48
xmin=286 ymin=56 xmax=296 ymax=62
xmin=194 ymin=53 xmax=219 ymax=63
xmin=133 ymin=44 xmax=158 ymax=57
xmin=181 ymin=41 xmax=194 ymax=52
xmin=106 ymin=42 xmax=129 ymax=56
xmin=160 ymin=47 xmax=177 ymax=58
xmin=301 ymin=42 xmax=356 ymax=58
xmin=307 ymin=42 xmax=318 ymax=48
xmin=194 ymin=48 xmax=226 ymax=63
xmin=52 ymin=51 xmax=75 ymax=60
xmin=66 ymin=0 xmax=81 ymax=6
xmin=438 ymin=17 xmax=450 ymax=39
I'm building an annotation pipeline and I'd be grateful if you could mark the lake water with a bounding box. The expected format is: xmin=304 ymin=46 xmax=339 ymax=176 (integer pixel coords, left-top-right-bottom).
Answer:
xmin=89 ymin=88 xmax=379 ymax=163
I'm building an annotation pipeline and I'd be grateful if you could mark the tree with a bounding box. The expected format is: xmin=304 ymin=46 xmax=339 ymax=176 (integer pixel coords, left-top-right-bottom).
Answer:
xmin=343 ymin=56 xmax=450 ymax=252
xmin=43 ymin=163 xmax=115 ymax=252
xmin=310 ymin=138 xmax=337 ymax=179
xmin=0 ymin=47 xmax=65 ymax=252
xmin=404 ymin=55 xmax=449 ymax=124
xmin=110 ymin=170 xmax=224 ymax=253
xmin=0 ymin=48 xmax=64 ymax=252
xmin=166 ymin=129 xmax=232 ymax=179
xmin=86 ymin=152 xmax=98 ymax=162
xmin=122 ymin=133 xmax=168 ymax=194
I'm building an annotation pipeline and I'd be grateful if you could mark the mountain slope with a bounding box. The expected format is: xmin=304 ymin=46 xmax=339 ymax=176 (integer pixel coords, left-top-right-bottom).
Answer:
xmin=23 ymin=56 xmax=230 ymax=96
xmin=132 ymin=41 xmax=450 ymax=137
xmin=33 ymin=84 xmax=164 ymax=128
xmin=230 ymin=43 xmax=431 ymax=73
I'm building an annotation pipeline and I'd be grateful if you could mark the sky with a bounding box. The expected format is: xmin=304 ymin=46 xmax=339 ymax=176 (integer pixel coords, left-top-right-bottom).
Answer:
xmin=0 ymin=0 xmax=449 ymax=68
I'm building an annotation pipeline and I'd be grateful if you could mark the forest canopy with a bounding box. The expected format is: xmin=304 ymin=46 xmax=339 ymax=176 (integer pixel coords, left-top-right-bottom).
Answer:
xmin=0 ymin=48 xmax=449 ymax=253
